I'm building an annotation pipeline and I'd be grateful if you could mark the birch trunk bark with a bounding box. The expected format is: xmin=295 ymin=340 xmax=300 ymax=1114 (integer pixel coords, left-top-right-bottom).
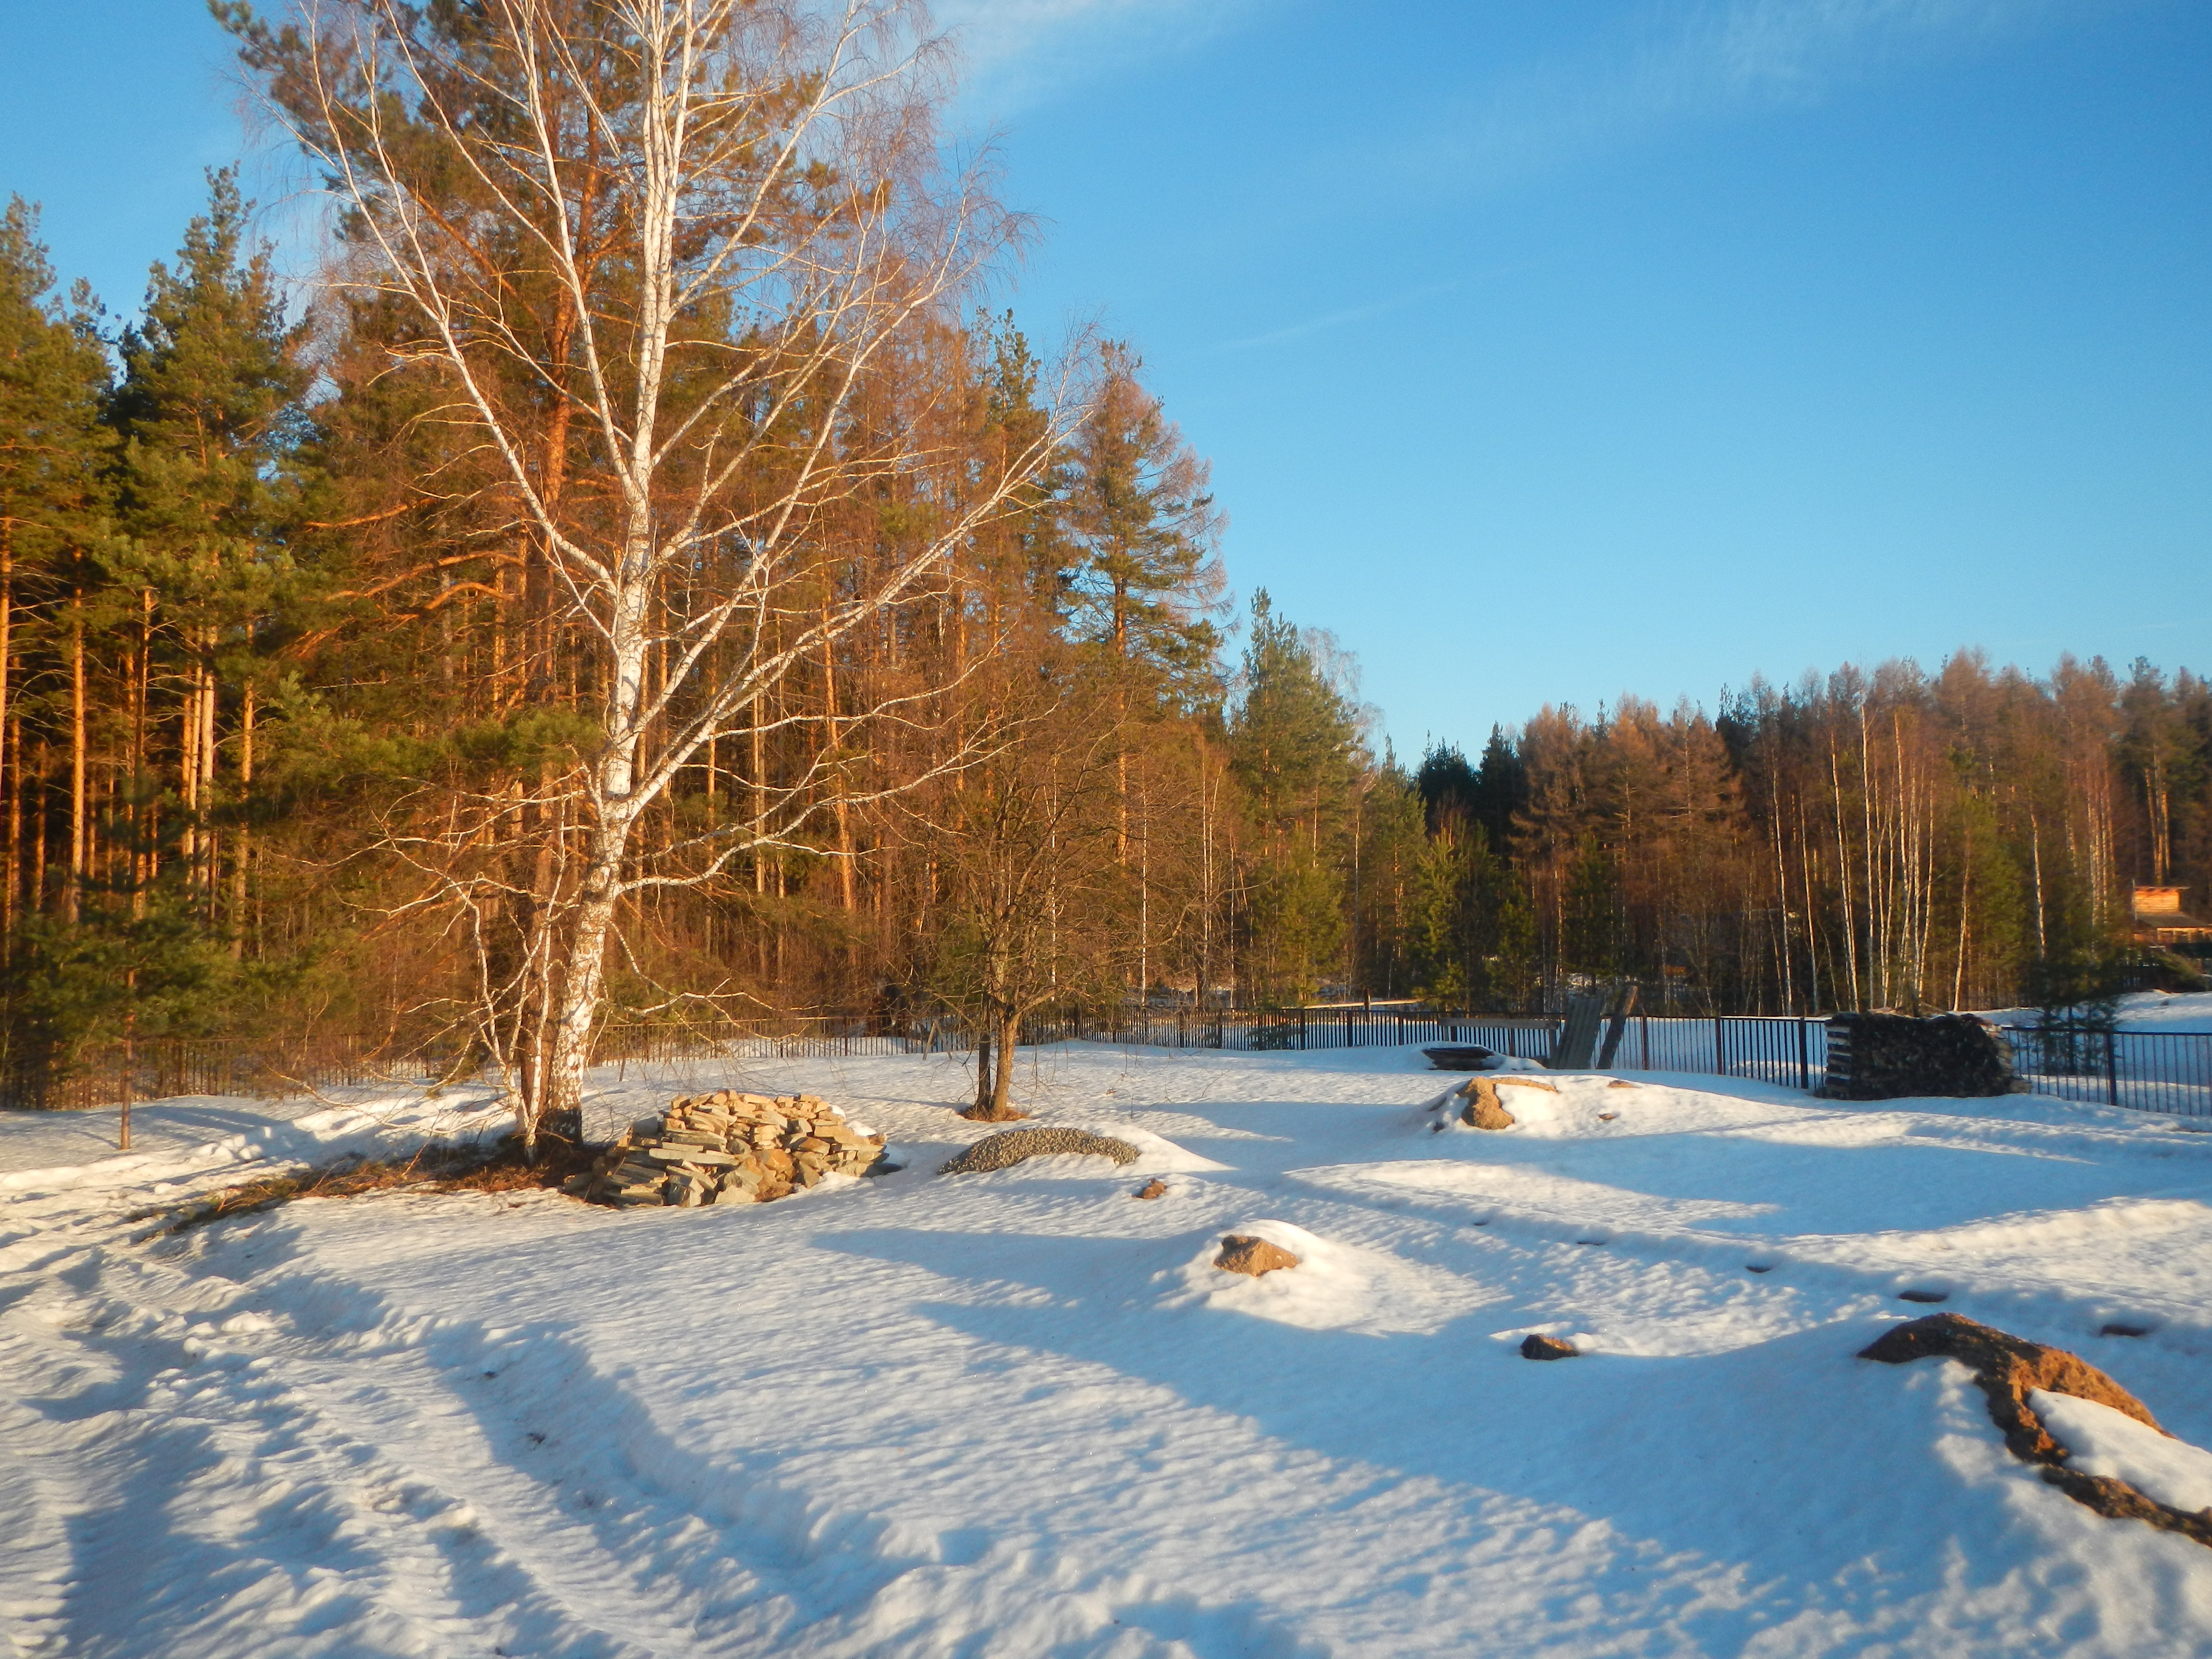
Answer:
xmin=244 ymin=0 xmax=1069 ymax=1147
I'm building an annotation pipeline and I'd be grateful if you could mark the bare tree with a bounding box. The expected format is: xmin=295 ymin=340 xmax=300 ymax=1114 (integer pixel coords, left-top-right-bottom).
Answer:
xmin=912 ymin=645 xmax=1127 ymax=1120
xmin=229 ymin=0 xmax=1069 ymax=1146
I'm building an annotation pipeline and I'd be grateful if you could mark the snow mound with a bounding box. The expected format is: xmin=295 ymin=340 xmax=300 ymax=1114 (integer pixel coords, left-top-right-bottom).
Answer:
xmin=0 ymin=1091 xmax=506 ymax=1196
xmin=1159 ymin=1218 xmax=1485 ymax=1334
xmin=939 ymin=1127 xmax=1141 ymax=1174
xmin=1417 ymin=1072 xmax=1688 ymax=1139
xmin=2033 ymin=1390 xmax=2212 ymax=1514
xmin=950 ymin=1119 xmax=1227 ymax=1177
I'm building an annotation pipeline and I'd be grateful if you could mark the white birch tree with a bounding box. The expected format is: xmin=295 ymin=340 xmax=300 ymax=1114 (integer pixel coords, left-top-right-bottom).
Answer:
xmin=226 ymin=0 xmax=1069 ymax=1146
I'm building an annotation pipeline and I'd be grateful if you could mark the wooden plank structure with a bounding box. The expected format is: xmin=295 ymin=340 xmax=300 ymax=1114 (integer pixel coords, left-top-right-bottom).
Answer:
xmin=1547 ymin=992 xmax=1609 ymax=1070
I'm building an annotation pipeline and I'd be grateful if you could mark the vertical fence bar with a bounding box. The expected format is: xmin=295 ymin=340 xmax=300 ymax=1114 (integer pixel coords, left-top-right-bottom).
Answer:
xmin=1714 ymin=1013 xmax=1725 ymax=1079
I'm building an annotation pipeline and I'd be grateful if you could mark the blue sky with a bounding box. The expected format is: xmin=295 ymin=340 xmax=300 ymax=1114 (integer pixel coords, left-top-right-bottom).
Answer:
xmin=4 ymin=0 xmax=2207 ymax=759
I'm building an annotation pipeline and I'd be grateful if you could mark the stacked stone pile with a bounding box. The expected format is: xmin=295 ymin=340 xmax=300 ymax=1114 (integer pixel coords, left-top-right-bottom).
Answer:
xmin=577 ymin=1090 xmax=887 ymax=1208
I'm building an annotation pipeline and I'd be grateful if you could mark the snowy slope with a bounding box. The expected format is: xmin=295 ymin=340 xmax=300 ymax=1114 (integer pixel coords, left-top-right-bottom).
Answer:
xmin=1980 ymin=989 xmax=2212 ymax=1031
xmin=6 ymin=1047 xmax=2212 ymax=1656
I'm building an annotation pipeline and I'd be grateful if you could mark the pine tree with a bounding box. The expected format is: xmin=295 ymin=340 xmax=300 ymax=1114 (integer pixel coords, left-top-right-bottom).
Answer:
xmin=109 ymin=168 xmax=312 ymax=942
xmin=0 ymin=198 xmax=113 ymax=935
xmin=1410 ymin=821 xmax=1475 ymax=1008
xmin=1414 ymin=740 xmax=1478 ymax=835
xmin=0 ymin=200 xmax=118 ymax=1091
xmin=1471 ymin=726 xmax=1527 ymax=855
xmin=1064 ymin=342 xmax=1224 ymax=699
xmin=1230 ymin=590 xmax=1364 ymax=1003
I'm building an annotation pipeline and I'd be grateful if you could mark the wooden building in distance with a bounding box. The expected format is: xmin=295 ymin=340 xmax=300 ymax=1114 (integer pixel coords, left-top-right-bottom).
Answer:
xmin=2131 ymin=886 xmax=2212 ymax=946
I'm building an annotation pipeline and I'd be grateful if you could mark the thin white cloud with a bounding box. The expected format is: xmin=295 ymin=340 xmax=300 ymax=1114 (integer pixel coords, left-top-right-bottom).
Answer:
xmin=1218 ymin=280 xmax=1465 ymax=352
xmin=933 ymin=0 xmax=1272 ymax=121
xmin=1423 ymin=0 xmax=2150 ymax=192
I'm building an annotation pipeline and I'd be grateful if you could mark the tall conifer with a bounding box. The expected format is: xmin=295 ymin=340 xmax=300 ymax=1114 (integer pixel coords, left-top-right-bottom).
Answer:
xmin=110 ymin=169 xmax=311 ymax=929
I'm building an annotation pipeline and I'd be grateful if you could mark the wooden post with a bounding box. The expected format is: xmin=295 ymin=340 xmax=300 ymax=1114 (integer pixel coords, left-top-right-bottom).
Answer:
xmin=119 ymin=1005 xmax=134 ymax=1153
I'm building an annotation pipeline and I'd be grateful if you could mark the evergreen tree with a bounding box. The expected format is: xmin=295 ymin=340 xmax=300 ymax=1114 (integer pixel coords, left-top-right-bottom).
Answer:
xmin=1064 ymin=342 xmax=1224 ymax=701
xmin=1470 ymin=725 xmax=1527 ymax=854
xmin=109 ymin=169 xmax=312 ymax=926
xmin=1410 ymin=821 xmax=1475 ymax=1008
xmin=0 ymin=200 xmax=117 ymax=1085
xmin=1231 ymin=591 xmax=1361 ymax=834
xmin=1414 ymin=739 xmax=1478 ymax=834
xmin=1562 ymin=833 xmax=1623 ymax=980
xmin=0 ymin=197 xmax=111 ymax=638
xmin=1347 ymin=757 xmax=1425 ymax=998
xmin=1230 ymin=589 xmax=1364 ymax=1002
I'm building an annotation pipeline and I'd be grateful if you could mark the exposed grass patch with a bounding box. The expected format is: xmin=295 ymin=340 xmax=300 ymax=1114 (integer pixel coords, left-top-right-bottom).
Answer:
xmin=134 ymin=1135 xmax=601 ymax=1236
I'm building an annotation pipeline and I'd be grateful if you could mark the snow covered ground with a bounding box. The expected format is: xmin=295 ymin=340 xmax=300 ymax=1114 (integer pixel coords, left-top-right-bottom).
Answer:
xmin=2113 ymin=990 xmax=2212 ymax=1030
xmin=7 ymin=1047 xmax=2212 ymax=1657
xmin=1983 ymin=988 xmax=2212 ymax=1032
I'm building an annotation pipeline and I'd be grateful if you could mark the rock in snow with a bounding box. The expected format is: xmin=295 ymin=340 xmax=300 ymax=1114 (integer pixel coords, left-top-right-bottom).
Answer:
xmin=1214 ymin=1233 xmax=1301 ymax=1276
xmin=577 ymin=1089 xmax=885 ymax=1207
xmin=1459 ymin=1078 xmax=1518 ymax=1130
xmin=1860 ymin=1311 xmax=2212 ymax=1546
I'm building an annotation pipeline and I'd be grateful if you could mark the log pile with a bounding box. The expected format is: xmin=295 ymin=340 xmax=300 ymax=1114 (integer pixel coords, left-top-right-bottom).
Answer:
xmin=576 ymin=1090 xmax=888 ymax=1208
xmin=1821 ymin=1012 xmax=2024 ymax=1101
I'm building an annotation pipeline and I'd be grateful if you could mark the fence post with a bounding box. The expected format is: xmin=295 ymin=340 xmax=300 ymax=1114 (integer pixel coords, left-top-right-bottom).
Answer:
xmin=1299 ymin=1008 xmax=1308 ymax=1051
xmin=1796 ymin=1016 xmax=1810 ymax=1092
xmin=119 ymin=1018 xmax=134 ymax=1152
xmin=1640 ymin=1014 xmax=1650 ymax=1070
xmin=2106 ymin=1034 xmax=2120 ymax=1107
xmin=1714 ymin=1013 xmax=1725 ymax=1078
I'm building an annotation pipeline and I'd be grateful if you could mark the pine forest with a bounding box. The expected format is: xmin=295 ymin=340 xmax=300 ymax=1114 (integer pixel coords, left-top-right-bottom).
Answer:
xmin=0 ymin=2 xmax=2206 ymax=1137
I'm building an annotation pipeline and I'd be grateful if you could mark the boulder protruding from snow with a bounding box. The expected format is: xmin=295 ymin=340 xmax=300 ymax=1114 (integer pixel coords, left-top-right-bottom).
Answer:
xmin=1862 ymin=1312 xmax=2212 ymax=1547
xmin=1860 ymin=1312 xmax=2161 ymax=1453
xmin=938 ymin=1127 xmax=1139 ymax=1175
xmin=1458 ymin=1077 xmax=1518 ymax=1130
xmin=580 ymin=1091 xmax=885 ymax=1208
xmin=1215 ymin=1234 xmax=1300 ymax=1276
xmin=1134 ymin=1178 xmax=1169 ymax=1200
xmin=1520 ymin=1334 xmax=1578 ymax=1360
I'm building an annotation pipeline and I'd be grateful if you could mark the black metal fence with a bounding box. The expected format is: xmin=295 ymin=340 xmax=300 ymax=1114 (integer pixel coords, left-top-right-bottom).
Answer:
xmin=1623 ymin=1015 xmax=1828 ymax=1091
xmin=601 ymin=1010 xmax=1825 ymax=1097
xmin=1991 ymin=1024 xmax=2212 ymax=1118
xmin=13 ymin=1010 xmax=2212 ymax=1122
xmin=601 ymin=1006 xmax=1568 ymax=1062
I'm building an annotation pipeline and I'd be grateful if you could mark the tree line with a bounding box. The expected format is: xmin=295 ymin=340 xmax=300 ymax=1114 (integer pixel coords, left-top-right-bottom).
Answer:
xmin=0 ymin=0 xmax=2202 ymax=1134
xmin=1399 ymin=657 xmax=2210 ymax=1020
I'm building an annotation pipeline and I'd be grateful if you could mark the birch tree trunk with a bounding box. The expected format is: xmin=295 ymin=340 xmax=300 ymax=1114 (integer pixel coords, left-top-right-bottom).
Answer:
xmin=240 ymin=0 xmax=1075 ymax=1152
